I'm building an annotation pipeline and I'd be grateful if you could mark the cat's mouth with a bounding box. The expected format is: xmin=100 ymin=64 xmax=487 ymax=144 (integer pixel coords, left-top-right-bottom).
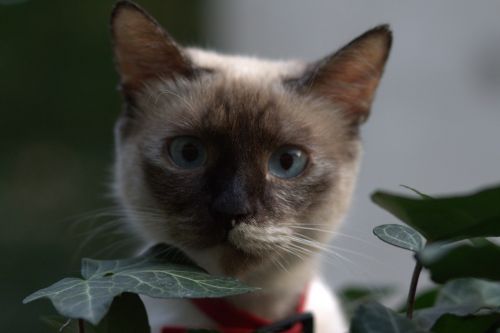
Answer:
xmin=226 ymin=223 xmax=292 ymax=256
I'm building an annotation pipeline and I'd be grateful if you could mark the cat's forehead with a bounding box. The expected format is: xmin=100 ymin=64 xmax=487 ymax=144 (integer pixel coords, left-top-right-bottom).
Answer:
xmin=134 ymin=54 xmax=351 ymax=154
xmin=139 ymin=76 xmax=316 ymax=147
xmin=186 ymin=48 xmax=304 ymax=81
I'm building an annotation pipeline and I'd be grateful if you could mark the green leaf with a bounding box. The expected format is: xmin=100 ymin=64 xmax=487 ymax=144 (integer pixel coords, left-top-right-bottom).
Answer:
xmin=469 ymin=237 xmax=496 ymax=247
xmin=414 ymin=278 xmax=500 ymax=329
xmin=398 ymin=288 xmax=439 ymax=313
xmin=338 ymin=285 xmax=394 ymax=318
xmin=24 ymin=244 xmax=257 ymax=325
xmin=431 ymin=313 xmax=500 ymax=333
xmin=373 ymin=224 xmax=424 ymax=252
xmin=371 ymin=184 xmax=500 ymax=242
xmin=350 ymin=302 xmax=430 ymax=333
xmin=418 ymin=242 xmax=500 ymax=283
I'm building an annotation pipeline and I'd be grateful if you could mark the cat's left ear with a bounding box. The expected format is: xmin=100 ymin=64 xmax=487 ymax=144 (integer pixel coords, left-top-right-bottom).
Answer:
xmin=110 ymin=1 xmax=194 ymax=95
xmin=287 ymin=25 xmax=392 ymax=126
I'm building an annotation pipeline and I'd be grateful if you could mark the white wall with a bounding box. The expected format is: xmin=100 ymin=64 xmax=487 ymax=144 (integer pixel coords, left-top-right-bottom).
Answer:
xmin=202 ymin=0 xmax=500 ymax=297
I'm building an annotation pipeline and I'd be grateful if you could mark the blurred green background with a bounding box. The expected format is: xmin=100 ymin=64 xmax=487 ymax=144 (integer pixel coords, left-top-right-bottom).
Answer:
xmin=0 ymin=0 xmax=204 ymax=331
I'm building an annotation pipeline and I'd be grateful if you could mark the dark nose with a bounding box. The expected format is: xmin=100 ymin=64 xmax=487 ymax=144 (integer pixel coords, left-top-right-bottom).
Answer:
xmin=210 ymin=175 xmax=254 ymax=227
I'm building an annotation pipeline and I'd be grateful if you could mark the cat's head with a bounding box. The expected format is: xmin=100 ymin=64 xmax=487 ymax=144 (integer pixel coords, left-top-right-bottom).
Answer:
xmin=110 ymin=1 xmax=391 ymax=277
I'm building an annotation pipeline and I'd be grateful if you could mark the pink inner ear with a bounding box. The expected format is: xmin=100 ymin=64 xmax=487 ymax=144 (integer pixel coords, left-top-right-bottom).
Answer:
xmin=111 ymin=3 xmax=192 ymax=93
xmin=311 ymin=27 xmax=392 ymax=124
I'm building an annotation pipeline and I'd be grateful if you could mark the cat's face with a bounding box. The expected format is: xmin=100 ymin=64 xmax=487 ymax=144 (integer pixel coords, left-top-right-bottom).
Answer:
xmin=111 ymin=1 xmax=391 ymax=277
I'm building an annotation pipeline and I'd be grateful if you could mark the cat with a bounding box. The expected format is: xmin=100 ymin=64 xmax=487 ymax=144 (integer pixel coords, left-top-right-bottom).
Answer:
xmin=110 ymin=1 xmax=392 ymax=332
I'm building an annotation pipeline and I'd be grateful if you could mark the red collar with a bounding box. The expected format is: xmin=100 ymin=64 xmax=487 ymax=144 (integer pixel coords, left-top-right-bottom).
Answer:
xmin=161 ymin=291 xmax=309 ymax=333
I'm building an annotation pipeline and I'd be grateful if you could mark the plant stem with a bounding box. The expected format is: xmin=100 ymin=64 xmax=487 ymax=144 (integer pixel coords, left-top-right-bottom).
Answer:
xmin=406 ymin=260 xmax=423 ymax=319
xmin=78 ymin=319 xmax=85 ymax=333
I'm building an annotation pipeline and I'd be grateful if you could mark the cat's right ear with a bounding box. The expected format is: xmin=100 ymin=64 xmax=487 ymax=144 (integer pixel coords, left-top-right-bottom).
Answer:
xmin=110 ymin=1 xmax=194 ymax=96
xmin=286 ymin=25 xmax=392 ymax=128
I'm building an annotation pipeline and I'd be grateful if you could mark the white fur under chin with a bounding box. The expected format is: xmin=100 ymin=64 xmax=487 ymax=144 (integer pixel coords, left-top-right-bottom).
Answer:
xmin=142 ymin=276 xmax=347 ymax=333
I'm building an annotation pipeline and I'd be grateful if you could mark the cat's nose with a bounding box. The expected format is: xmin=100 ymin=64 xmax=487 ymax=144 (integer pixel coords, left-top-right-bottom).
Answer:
xmin=211 ymin=194 xmax=253 ymax=227
xmin=210 ymin=177 xmax=254 ymax=227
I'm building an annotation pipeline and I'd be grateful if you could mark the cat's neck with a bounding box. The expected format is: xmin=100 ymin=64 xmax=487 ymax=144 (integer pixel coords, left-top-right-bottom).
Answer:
xmin=186 ymin=245 xmax=319 ymax=320
xmin=227 ymin=256 xmax=318 ymax=320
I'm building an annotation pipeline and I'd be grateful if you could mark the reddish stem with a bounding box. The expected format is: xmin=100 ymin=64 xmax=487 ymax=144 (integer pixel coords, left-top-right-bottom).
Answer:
xmin=406 ymin=260 xmax=423 ymax=319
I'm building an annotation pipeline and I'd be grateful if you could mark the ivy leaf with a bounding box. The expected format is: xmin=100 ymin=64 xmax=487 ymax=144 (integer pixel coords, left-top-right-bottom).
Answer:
xmin=350 ymin=302 xmax=430 ymax=333
xmin=23 ymin=244 xmax=257 ymax=325
xmin=431 ymin=313 xmax=500 ymax=333
xmin=371 ymin=184 xmax=500 ymax=242
xmin=398 ymin=288 xmax=439 ymax=313
xmin=338 ymin=285 xmax=394 ymax=318
xmin=418 ymin=242 xmax=500 ymax=283
xmin=373 ymin=224 xmax=424 ymax=252
xmin=414 ymin=278 xmax=500 ymax=329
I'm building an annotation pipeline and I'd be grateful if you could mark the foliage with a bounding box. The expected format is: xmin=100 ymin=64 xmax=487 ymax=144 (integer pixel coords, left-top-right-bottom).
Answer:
xmin=24 ymin=244 xmax=256 ymax=330
xmin=355 ymin=184 xmax=500 ymax=333
xmin=419 ymin=241 xmax=500 ymax=283
xmin=371 ymin=185 xmax=500 ymax=241
xmin=24 ymin=184 xmax=500 ymax=332
xmin=350 ymin=302 xmax=429 ymax=333
xmin=338 ymin=286 xmax=394 ymax=318
xmin=373 ymin=224 xmax=424 ymax=252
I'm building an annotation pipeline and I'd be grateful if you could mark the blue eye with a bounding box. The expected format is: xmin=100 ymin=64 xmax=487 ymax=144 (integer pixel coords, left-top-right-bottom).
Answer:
xmin=269 ymin=146 xmax=308 ymax=179
xmin=168 ymin=136 xmax=206 ymax=169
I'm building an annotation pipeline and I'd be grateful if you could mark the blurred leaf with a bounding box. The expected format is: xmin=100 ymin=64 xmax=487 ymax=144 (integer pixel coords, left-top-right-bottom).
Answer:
xmin=413 ymin=289 xmax=438 ymax=310
xmin=431 ymin=313 xmax=500 ymax=333
xmin=94 ymin=293 xmax=150 ymax=333
xmin=469 ymin=237 xmax=497 ymax=247
xmin=339 ymin=286 xmax=394 ymax=303
xmin=399 ymin=288 xmax=439 ymax=313
xmin=371 ymin=184 xmax=500 ymax=241
xmin=373 ymin=224 xmax=424 ymax=252
xmin=414 ymin=278 xmax=500 ymax=329
xmin=437 ymin=278 xmax=500 ymax=308
xmin=419 ymin=242 xmax=500 ymax=283
xmin=350 ymin=302 xmax=429 ymax=333
xmin=24 ymin=244 xmax=257 ymax=325
xmin=338 ymin=286 xmax=394 ymax=318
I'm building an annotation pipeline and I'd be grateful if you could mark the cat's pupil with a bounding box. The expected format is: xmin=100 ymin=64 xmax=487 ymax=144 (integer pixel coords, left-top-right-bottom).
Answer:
xmin=279 ymin=153 xmax=294 ymax=170
xmin=182 ymin=143 xmax=199 ymax=162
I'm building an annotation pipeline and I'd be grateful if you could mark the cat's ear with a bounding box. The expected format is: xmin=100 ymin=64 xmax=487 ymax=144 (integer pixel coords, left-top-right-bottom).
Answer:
xmin=288 ymin=25 xmax=392 ymax=126
xmin=110 ymin=1 xmax=194 ymax=94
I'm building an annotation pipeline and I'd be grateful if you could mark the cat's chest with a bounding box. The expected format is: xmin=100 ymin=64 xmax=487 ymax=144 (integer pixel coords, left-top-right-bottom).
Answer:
xmin=142 ymin=276 xmax=347 ymax=333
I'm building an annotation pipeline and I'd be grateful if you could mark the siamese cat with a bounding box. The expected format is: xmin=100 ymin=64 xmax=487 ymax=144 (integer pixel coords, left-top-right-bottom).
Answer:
xmin=110 ymin=1 xmax=392 ymax=332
